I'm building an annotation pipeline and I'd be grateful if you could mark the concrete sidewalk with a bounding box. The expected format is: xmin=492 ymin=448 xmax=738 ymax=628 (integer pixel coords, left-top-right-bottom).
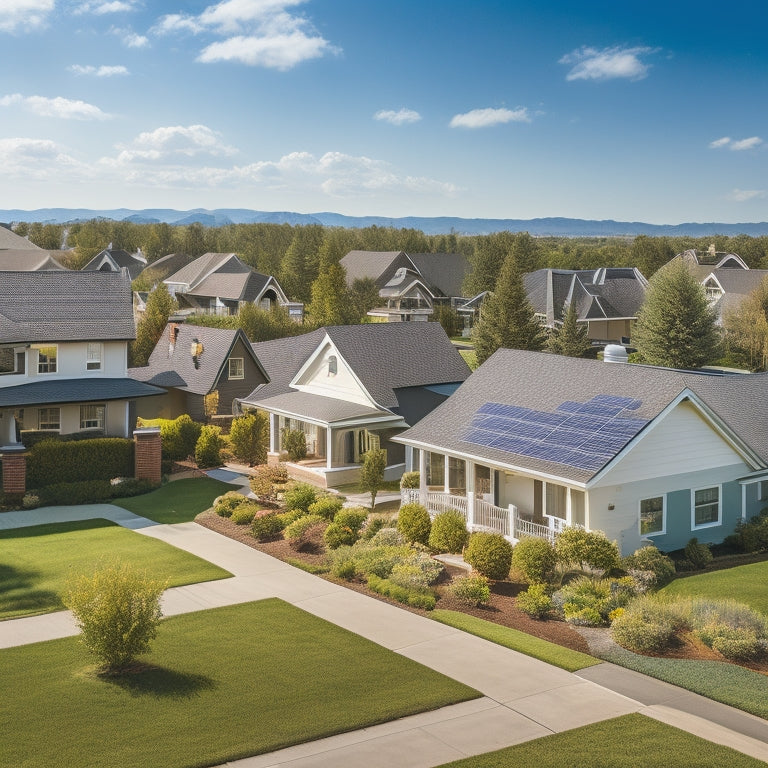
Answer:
xmin=3 ymin=505 xmax=768 ymax=766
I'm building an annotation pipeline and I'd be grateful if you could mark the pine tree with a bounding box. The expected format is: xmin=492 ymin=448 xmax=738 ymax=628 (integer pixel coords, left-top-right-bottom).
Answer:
xmin=547 ymin=301 xmax=592 ymax=357
xmin=472 ymin=252 xmax=545 ymax=365
xmin=632 ymin=259 xmax=720 ymax=369
xmin=307 ymin=254 xmax=352 ymax=327
xmin=130 ymin=284 xmax=177 ymax=367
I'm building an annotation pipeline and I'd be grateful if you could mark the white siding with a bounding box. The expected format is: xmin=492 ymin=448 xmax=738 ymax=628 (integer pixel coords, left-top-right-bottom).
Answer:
xmin=593 ymin=401 xmax=745 ymax=488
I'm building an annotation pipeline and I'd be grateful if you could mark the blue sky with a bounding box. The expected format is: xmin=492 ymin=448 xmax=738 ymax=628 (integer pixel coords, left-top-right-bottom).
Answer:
xmin=1 ymin=0 xmax=766 ymax=223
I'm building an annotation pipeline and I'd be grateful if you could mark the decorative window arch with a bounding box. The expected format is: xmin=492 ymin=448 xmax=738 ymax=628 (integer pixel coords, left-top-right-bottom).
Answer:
xmin=328 ymin=355 xmax=338 ymax=376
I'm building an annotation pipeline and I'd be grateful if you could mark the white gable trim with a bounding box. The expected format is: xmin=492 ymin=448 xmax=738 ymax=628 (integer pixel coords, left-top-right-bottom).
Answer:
xmin=253 ymin=275 xmax=289 ymax=305
xmin=586 ymin=388 xmax=762 ymax=489
xmin=385 ymin=277 xmax=435 ymax=300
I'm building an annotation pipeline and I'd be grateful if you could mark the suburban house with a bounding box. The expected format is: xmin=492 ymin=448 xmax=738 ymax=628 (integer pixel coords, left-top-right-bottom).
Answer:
xmin=701 ymin=269 xmax=768 ymax=324
xmin=239 ymin=322 xmax=471 ymax=486
xmin=0 ymin=270 xmax=163 ymax=446
xmin=670 ymin=246 xmax=749 ymax=280
xmin=128 ymin=323 xmax=268 ymax=422
xmin=81 ymin=247 xmax=147 ymax=281
xmin=395 ymin=348 xmax=768 ymax=556
xmin=163 ymin=252 xmax=302 ymax=320
xmin=0 ymin=226 xmax=66 ymax=271
xmin=340 ymin=250 xmax=470 ymax=322
xmin=459 ymin=268 xmax=648 ymax=345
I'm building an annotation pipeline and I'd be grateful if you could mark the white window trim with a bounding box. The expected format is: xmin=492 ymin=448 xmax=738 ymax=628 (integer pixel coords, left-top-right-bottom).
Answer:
xmin=691 ymin=484 xmax=722 ymax=530
xmin=228 ymin=357 xmax=244 ymax=380
xmin=38 ymin=407 xmax=60 ymax=431
xmin=37 ymin=345 xmax=58 ymax=375
xmin=86 ymin=342 xmax=103 ymax=371
xmin=639 ymin=494 xmax=666 ymax=537
xmin=79 ymin=404 xmax=105 ymax=431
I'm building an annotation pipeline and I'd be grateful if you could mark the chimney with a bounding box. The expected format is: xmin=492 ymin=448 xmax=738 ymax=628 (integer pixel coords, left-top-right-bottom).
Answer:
xmin=603 ymin=344 xmax=628 ymax=364
xmin=168 ymin=323 xmax=179 ymax=356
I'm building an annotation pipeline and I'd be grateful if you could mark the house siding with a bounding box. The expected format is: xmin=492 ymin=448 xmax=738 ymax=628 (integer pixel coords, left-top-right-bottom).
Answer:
xmin=212 ymin=338 xmax=269 ymax=416
xmin=294 ymin=341 xmax=374 ymax=407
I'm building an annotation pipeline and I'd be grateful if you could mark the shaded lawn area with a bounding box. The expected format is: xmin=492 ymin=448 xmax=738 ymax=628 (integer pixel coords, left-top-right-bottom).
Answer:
xmin=435 ymin=713 xmax=764 ymax=768
xmin=113 ymin=477 xmax=232 ymax=524
xmin=0 ymin=599 xmax=480 ymax=768
xmin=661 ymin=560 xmax=768 ymax=615
xmin=0 ymin=519 xmax=231 ymax=620
xmin=431 ymin=610 xmax=599 ymax=673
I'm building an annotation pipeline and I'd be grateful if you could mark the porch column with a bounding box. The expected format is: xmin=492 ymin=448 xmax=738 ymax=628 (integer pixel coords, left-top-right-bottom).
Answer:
xmin=418 ymin=447 xmax=427 ymax=505
xmin=404 ymin=445 xmax=413 ymax=472
xmin=326 ymin=427 xmax=333 ymax=470
xmin=742 ymin=484 xmax=747 ymax=520
xmin=443 ymin=454 xmax=450 ymax=494
xmin=465 ymin=462 xmax=475 ymax=529
xmin=269 ymin=413 xmax=279 ymax=453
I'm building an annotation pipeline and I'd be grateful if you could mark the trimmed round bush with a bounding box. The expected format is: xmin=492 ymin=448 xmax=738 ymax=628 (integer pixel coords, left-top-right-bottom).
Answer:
xmin=282 ymin=483 xmax=318 ymax=514
xmin=251 ymin=510 xmax=285 ymax=541
xmin=194 ymin=424 xmax=224 ymax=469
xmin=284 ymin=514 xmax=327 ymax=541
xmin=230 ymin=502 xmax=259 ymax=525
xmin=428 ymin=509 xmax=469 ymax=553
xmin=282 ymin=429 xmax=307 ymax=462
xmin=370 ymin=527 xmax=406 ymax=547
xmin=622 ymin=545 xmax=676 ymax=589
xmin=684 ymin=537 xmax=713 ymax=570
xmin=464 ymin=532 xmax=513 ymax=580
xmin=396 ymin=502 xmax=431 ymax=545
xmin=709 ymin=627 xmax=767 ymax=661
xmin=400 ymin=471 xmax=420 ymax=489
xmin=516 ymin=582 xmax=554 ymax=618
xmin=308 ymin=496 xmax=344 ymax=520
xmin=450 ymin=574 xmax=491 ymax=606
xmin=335 ymin=507 xmax=369 ymax=531
xmin=214 ymin=491 xmax=247 ymax=518
xmin=512 ymin=537 xmax=557 ymax=584
xmin=611 ymin=612 xmax=676 ymax=653
xmin=323 ymin=507 xmax=368 ymax=548
xmin=555 ymin=527 xmax=620 ymax=574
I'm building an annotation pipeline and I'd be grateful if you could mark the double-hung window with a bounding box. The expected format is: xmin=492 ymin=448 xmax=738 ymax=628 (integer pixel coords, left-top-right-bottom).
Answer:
xmin=692 ymin=486 xmax=721 ymax=528
xmin=86 ymin=343 xmax=102 ymax=371
xmin=640 ymin=496 xmax=665 ymax=535
xmin=80 ymin=404 xmax=105 ymax=430
xmin=38 ymin=407 xmax=60 ymax=431
xmin=37 ymin=346 xmax=57 ymax=374
xmin=228 ymin=358 xmax=244 ymax=380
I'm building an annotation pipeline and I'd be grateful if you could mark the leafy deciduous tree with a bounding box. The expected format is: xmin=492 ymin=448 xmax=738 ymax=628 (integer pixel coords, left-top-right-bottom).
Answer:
xmin=131 ymin=284 xmax=177 ymax=367
xmin=723 ymin=275 xmax=768 ymax=371
xmin=360 ymin=447 xmax=387 ymax=511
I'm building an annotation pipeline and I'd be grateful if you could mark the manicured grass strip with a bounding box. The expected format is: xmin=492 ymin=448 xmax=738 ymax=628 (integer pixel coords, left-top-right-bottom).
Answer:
xmin=0 ymin=599 xmax=480 ymax=768
xmin=430 ymin=609 xmax=598 ymax=672
xmin=284 ymin=557 xmax=329 ymax=574
xmin=113 ymin=476 xmax=232 ymax=523
xmin=0 ymin=519 xmax=230 ymax=620
xmin=435 ymin=713 xmax=764 ymax=767
xmin=599 ymin=643 xmax=768 ymax=719
xmin=661 ymin=560 xmax=768 ymax=615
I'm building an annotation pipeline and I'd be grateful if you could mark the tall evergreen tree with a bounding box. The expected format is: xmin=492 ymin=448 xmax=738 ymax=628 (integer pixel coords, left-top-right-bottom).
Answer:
xmin=472 ymin=252 xmax=545 ymax=365
xmin=130 ymin=284 xmax=177 ymax=367
xmin=307 ymin=254 xmax=353 ymax=327
xmin=547 ymin=301 xmax=592 ymax=357
xmin=632 ymin=259 xmax=719 ymax=369
xmin=279 ymin=225 xmax=325 ymax=303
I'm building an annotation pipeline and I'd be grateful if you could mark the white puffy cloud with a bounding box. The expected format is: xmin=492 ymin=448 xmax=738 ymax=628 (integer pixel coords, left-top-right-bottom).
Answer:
xmin=0 ymin=138 xmax=87 ymax=180
xmin=0 ymin=0 xmax=54 ymax=32
xmin=109 ymin=125 xmax=238 ymax=164
xmin=560 ymin=45 xmax=655 ymax=81
xmin=374 ymin=108 xmax=422 ymax=126
xmin=450 ymin=107 xmax=531 ymax=129
xmin=111 ymin=27 xmax=149 ymax=47
xmin=0 ymin=93 xmax=111 ymax=120
xmin=76 ymin=1 xmax=137 ymax=14
xmin=69 ymin=64 xmax=129 ymax=77
xmin=154 ymin=0 xmax=338 ymax=69
xmin=728 ymin=189 xmax=766 ymax=202
xmin=710 ymin=136 xmax=763 ymax=151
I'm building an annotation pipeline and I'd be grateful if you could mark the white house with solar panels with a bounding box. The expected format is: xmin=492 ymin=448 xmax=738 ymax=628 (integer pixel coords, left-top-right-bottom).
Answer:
xmin=394 ymin=348 xmax=768 ymax=556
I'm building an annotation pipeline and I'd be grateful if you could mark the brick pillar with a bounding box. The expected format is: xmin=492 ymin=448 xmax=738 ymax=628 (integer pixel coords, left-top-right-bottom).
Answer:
xmin=2 ymin=451 xmax=27 ymax=495
xmin=134 ymin=427 xmax=162 ymax=484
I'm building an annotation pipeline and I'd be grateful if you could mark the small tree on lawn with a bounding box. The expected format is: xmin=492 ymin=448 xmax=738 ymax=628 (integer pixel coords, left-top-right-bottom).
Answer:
xmin=360 ymin=447 xmax=386 ymax=511
xmin=229 ymin=410 xmax=269 ymax=465
xmin=63 ymin=560 xmax=165 ymax=673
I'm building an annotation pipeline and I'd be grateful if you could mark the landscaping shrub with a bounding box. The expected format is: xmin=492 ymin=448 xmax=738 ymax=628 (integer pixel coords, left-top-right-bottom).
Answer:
xmin=230 ymin=502 xmax=259 ymax=525
xmin=464 ymin=532 xmax=513 ymax=580
xmin=27 ymin=437 xmax=134 ymax=488
xmin=360 ymin=448 xmax=387 ymax=510
xmin=282 ymin=483 xmax=318 ymax=514
xmin=324 ymin=507 xmax=368 ymax=549
xmin=449 ymin=574 xmax=491 ymax=606
xmin=366 ymin=574 xmax=436 ymax=610
xmin=554 ymin=528 xmax=620 ymax=574
xmin=725 ymin=510 xmax=768 ymax=553
xmin=228 ymin=411 xmax=269 ymax=466
xmin=284 ymin=514 xmax=328 ymax=552
xmin=512 ymin=537 xmax=557 ymax=584
xmin=517 ymin=582 xmax=554 ymax=619
xmin=251 ymin=510 xmax=285 ymax=541
xmin=682 ymin=537 xmax=713 ymax=571
xmin=611 ymin=611 xmax=677 ymax=654
xmin=553 ymin=575 xmax=637 ymax=627
xmin=249 ymin=464 xmax=289 ymax=502
xmin=34 ymin=478 xmax=158 ymax=506
xmin=276 ymin=508 xmax=309 ymax=528
xmin=708 ymin=627 xmax=768 ymax=661
xmin=329 ymin=547 xmax=357 ymax=579
xmin=214 ymin=491 xmax=246 ymax=517
xmin=195 ymin=425 xmax=224 ymax=469
xmin=428 ymin=509 xmax=469 ymax=553
xmin=282 ymin=429 xmax=307 ymax=462
xmin=307 ymin=496 xmax=344 ymax=520
xmin=400 ymin=471 xmax=420 ymax=489
xmin=368 ymin=527 xmax=405 ymax=546
xmin=335 ymin=507 xmax=369 ymax=531
xmin=621 ymin=545 xmax=676 ymax=589
xmin=362 ymin=515 xmax=393 ymax=540
xmin=284 ymin=514 xmax=327 ymax=541
xmin=138 ymin=415 xmax=201 ymax=462
xmin=396 ymin=502 xmax=431 ymax=545
xmin=63 ymin=560 xmax=165 ymax=671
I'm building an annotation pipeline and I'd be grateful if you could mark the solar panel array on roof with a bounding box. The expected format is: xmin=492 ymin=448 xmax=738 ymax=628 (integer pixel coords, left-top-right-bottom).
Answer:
xmin=461 ymin=395 xmax=648 ymax=472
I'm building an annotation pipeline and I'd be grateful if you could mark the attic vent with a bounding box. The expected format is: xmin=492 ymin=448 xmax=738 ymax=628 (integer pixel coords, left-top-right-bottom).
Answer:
xmin=603 ymin=344 xmax=628 ymax=364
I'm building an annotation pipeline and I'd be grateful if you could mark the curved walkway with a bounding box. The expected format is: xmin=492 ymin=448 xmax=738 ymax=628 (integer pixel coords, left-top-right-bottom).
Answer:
xmin=2 ymin=505 xmax=768 ymax=766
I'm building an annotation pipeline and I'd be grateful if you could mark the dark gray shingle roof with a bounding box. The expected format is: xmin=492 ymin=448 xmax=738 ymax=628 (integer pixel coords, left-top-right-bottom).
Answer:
xmin=408 ymin=253 xmax=471 ymax=298
xmin=0 ymin=270 xmax=136 ymax=344
xmin=0 ymin=378 xmax=163 ymax=408
xmin=250 ymin=391 xmax=388 ymax=423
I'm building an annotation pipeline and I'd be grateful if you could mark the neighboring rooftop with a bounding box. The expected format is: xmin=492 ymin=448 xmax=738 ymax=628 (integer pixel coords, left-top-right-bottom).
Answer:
xmin=0 ymin=227 xmax=42 ymax=251
xmin=0 ymin=249 xmax=66 ymax=271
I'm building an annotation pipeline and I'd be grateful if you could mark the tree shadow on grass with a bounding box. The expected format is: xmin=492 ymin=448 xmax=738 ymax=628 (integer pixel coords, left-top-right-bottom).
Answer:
xmin=100 ymin=665 xmax=217 ymax=699
xmin=0 ymin=562 xmax=60 ymax=617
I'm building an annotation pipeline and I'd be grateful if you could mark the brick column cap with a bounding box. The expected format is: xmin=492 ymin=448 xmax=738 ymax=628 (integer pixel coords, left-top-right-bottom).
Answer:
xmin=133 ymin=427 xmax=161 ymax=437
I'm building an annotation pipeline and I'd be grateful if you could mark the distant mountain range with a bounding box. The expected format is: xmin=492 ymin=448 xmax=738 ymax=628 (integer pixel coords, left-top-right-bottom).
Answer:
xmin=2 ymin=208 xmax=768 ymax=237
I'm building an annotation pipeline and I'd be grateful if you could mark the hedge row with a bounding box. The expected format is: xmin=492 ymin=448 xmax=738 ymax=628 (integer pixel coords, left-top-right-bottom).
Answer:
xmin=27 ymin=438 xmax=135 ymax=488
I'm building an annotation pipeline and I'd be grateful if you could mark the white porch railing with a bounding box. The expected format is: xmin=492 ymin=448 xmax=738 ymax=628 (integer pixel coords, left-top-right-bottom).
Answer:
xmin=475 ymin=498 xmax=510 ymax=536
xmin=425 ymin=491 xmax=468 ymax=519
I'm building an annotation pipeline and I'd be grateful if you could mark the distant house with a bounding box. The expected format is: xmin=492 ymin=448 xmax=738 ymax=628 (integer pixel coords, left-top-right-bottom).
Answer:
xmin=128 ymin=323 xmax=268 ymax=422
xmin=339 ymin=250 xmax=471 ymax=322
xmin=0 ymin=249 xmax=66 ymax=271
xmin=0 ymin=226 xmax=43 ymax=251
xmin=239 ymin=322 xmax=471 ymax=486
xmin=163 ymin=252 xmax=302 ymax=320
xmin=395 ymin=348 xmax=768 ymax=556
xmin=459 ymin=267 xmax=648 ymax=345
xmin=81 ymin=247 xmax=147 ymax=281
xmin=671 ymin=246 xmax=749 ymax=280
xmin=0 ymin=271 xmax=162 ymax=445
xmin=701 ymin=269 xmax=768 ymax=324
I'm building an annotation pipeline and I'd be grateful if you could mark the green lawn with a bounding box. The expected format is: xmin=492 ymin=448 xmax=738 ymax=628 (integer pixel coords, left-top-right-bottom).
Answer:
xmin=431 ymin=610 xmax=598 ymax=672
xmin=661 ymin=560 xmax=768 ymax=614
xmin=435 ymin=713 xmax=764 ymax=767
xmin=0 ymin=518 xmax=231 ymax=620
xmin=113 ymin=476 xmax=232 ymax=523
xmin=0 ymin=599 xmax=480 ymax=768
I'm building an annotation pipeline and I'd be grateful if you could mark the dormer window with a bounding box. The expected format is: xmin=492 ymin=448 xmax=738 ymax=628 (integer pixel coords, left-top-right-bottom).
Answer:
xmin=328 ymin=355 xmax=338 ymax=376
xmin=228 ymin=358 xmax=244 ymax=380
xmin=86 ymin=342 xmax=102 ymax=371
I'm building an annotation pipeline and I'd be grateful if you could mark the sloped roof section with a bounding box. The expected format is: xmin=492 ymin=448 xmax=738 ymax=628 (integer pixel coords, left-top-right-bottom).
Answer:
xmin=340 ymin=251 xmax=413 ymax=287
xmin=0 ymin=270 xmax=135 ymax=343
xmin=164 ymin=253 xmax=244 ymax=289
xmin=408 ymin=253 xmax=471 ymax=298
xmin=0 ymin=249 xmax=66 ymax=271
xmin=0 ymin=227 xmax=42 ymax=251
xmin=0 ymin=378 xmax=163 ymax=408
